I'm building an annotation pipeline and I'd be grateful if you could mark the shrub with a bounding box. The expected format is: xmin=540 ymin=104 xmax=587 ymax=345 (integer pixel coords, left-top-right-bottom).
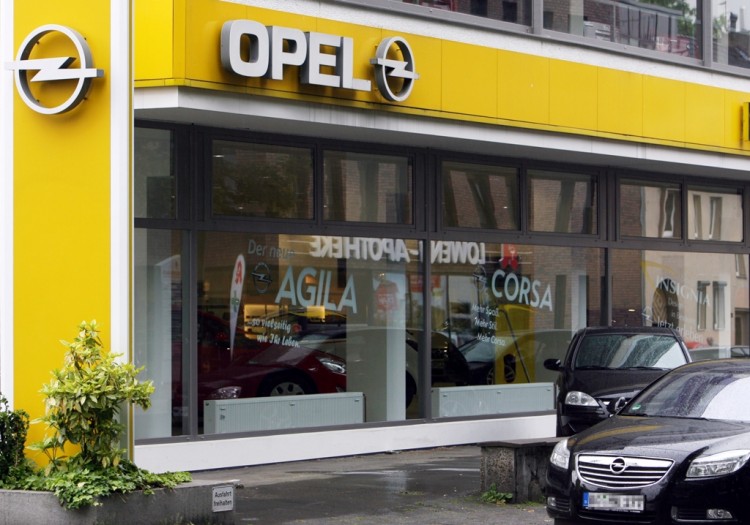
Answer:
xmin=0 ymin=394 xmax=33 ymax=485
xmin=17 ymin=320 xmax=192 ymax=508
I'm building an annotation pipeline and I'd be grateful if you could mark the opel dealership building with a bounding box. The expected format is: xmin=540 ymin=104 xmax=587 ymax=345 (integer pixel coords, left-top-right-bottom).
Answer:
xmin=2 ymin=0 xmax=750 ymax=473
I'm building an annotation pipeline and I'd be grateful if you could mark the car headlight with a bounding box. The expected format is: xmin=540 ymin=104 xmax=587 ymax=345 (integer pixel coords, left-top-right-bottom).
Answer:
xmin=687 ymin=450 xmax=750 ymax=478
xmin=317 ymin=357 xmax=346 ymax=375
xmin=550 ymin=438 xmax=570 ymax=470
xmin=208 ymin=386 xmax=242 ymax=399
xmin=565 ymin=390 xmax=598 ymax=407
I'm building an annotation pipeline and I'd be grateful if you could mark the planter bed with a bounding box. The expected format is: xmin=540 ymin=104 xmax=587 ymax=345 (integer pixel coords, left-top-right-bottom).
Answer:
xmin=0 ymin=480 xmax=235 ymax=525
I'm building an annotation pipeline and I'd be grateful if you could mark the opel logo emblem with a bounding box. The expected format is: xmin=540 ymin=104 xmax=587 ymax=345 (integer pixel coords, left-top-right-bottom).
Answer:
xmin=251 ymin=262 xmax=273 ymax=294
xmin=370 ymin=36 xmax=419 ymax=102
xmin=610 ymin=457 xmax=627 ymax=474
xmin=5 ymin=24 xmax=104 ymax=114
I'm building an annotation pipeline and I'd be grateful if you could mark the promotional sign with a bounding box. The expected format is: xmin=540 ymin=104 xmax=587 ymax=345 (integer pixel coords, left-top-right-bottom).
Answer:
xmin=229 ymin=255 xmax=246 ymax=356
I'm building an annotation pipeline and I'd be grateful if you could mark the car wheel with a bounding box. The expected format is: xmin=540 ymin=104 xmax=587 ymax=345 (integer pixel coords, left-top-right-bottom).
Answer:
xmin=259 ymin=373 xmax=316 ymax=396
xmin=405 ymin=373 xmax=417 ymax=408
xmin=555 ymin=407 xmax=571 ymax=437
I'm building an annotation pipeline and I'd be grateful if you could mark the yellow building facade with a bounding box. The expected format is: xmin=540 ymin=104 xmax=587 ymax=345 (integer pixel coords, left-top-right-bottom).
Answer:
xmin=3 ymin=0 xmax=750 ymax=472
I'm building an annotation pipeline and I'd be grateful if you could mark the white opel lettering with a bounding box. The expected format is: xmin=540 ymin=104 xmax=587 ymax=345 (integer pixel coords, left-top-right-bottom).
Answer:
xmin=221 ymin=20 xmax=417 ymax=100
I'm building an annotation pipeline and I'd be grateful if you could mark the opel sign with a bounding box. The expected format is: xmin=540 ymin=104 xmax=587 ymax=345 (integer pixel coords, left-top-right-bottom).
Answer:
xmin=6 ymin=24 xmax=104 ymax=115
xmin=221 ymin=20 xmax=419 ymax=102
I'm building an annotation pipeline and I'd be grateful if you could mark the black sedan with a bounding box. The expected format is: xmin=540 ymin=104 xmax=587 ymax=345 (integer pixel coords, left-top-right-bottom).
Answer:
xmin=546 ymin=359 xmax=750 ymax=524
xmin=545 ymin=326 xmax=691 ymax=436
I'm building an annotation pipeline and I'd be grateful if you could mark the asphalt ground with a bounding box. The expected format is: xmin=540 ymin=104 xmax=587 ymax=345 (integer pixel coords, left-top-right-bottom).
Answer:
xmin=192 ymin=445 xmax=554 ymax=525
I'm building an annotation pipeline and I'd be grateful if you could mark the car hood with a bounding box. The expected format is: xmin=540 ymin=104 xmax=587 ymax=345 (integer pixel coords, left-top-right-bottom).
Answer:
xmin=567 ymin=369 xmax=669 ymax=399
xmin=569 ymin=415 xmax=750 ymax=461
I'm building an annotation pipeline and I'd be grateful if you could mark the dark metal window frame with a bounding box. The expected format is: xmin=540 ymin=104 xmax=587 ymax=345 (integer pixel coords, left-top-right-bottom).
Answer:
xmin=134 ymin=120 xmax=750 ymax=444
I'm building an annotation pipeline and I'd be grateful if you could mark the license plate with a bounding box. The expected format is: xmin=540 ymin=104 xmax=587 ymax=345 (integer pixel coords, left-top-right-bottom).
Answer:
xmin=583 ymin=492 xmax=644 ymax=512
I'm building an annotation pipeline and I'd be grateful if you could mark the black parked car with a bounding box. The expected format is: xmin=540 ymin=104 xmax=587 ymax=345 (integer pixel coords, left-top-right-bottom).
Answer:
xmin=544 ymin=326 xmax=690 ymax=436
xmin=546 ymin=359 xmax=750 ymax=524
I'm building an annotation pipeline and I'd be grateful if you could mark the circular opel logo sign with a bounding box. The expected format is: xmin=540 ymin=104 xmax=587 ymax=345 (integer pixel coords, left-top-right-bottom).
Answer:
xmin=5 ymin=24 xmax=103 ymax=115
xmin=370 ymin=36 xmax=419 ymax=102
xmin=610 ymin=457 xmax=627 ymax=474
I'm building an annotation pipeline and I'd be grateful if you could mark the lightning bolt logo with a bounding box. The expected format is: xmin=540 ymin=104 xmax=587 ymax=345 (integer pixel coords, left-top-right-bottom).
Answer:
xmin=5 ymin=24 xmax=104 ymax=115
xmin=371 ymin=36 xmax=419 ymax=102
xmin=10 ymin=57 xmax=102 ymax=82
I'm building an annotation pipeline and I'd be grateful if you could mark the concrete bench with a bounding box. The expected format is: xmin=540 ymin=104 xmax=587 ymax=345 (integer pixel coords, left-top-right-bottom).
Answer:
xmin=479 ymin=438 xmax=561 ymax=503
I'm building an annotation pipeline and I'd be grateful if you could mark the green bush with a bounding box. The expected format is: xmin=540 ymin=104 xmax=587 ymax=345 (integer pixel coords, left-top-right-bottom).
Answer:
xmin=12 ymin=320 xmax=192 ymax=509
xmin=30 ymin=319 xmax=154 ymax=471
xmin=0 ymin=394 xmax=33 ymax=485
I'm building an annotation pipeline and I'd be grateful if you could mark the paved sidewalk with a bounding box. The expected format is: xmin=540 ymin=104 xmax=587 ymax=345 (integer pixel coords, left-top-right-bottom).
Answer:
xmin=193 ymin=446 xmax=554 ymax=524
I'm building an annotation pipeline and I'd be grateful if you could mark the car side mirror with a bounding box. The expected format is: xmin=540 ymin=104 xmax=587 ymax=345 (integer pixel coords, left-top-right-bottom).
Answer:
xmin=544 ymin=358 xmax=562 ymax=371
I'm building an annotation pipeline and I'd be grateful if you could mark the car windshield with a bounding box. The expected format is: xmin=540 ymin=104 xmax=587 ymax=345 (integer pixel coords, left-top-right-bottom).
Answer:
xmin=623 ymin=370 xmax=750 ymax=421
xmin=573 ymin=333 xmax=687 ymax=370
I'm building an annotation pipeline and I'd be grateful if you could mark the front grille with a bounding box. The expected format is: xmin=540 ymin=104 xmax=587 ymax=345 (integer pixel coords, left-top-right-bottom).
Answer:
xmin=578 ymin=455 xmax=673 ymax=489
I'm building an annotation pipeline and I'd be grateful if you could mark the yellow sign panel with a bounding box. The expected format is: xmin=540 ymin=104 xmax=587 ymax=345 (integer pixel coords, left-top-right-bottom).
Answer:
xmin=134 ymin=0 xmax=750 ymax=155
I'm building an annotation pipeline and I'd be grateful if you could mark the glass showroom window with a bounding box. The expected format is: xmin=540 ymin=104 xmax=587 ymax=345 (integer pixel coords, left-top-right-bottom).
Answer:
xmin=543 ymin=0 xmax=701 ymax=59
xmin=399 ymin=0 xmax=532 ymax=25
xmin=620 ymin=179 xmax=682 ymax=239
xmin=196 ymin=232 xmax=423 ymax=434
xmin=430 ymin=242 xmax=603 ymax=417
xmin=442 ymin=160 xmax=519 ymax=230
xmin=528 ymin=169 xmax=597 ymax=234
xmin=212 ymin=140 xmax=314 ymax=219
xmin=687 ymin=185 xmax=743 ymax=242
xmin=611 ymin=250 xmax=749 ymax=353
xmin=135 ymin=127 xmax=175 ymax=220
xmin=323 ymin=151 xmax=413 ymax=224
xmin=133 ymin=229 xmax=184 ymax=439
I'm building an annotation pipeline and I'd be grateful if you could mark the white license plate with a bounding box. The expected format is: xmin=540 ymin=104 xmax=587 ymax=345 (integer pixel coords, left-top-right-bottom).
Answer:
xmin=583 ymin=492 xmax=644 ymax=512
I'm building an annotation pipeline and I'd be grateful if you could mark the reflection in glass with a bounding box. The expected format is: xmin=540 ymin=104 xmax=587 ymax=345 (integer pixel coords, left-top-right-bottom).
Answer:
xmin=212 ymin=141 xmax=314 ymax=219
xmin=528 ymin=170 xmax=597 ymax=234
xmin=400 ymin=0 xmax=532 ymax=25
xmin=574 ymin=333 xmax=688 ymax=368
xmin=133 ymin=229 xmax=183 ymax=438
xmin=135 ymin=127 xmax=175 ymax=219
xmin=196 ymin=233 xmax=424 ymax=434
xmin=442 ymin=161 xmax=519 ymax=229
xmin=543 ymin=0 xmax=700 ymax=58
xmin=434 ymin=242 xmax=603 ymax=416
xmin=620 ymin=179 xmax=682 ymax=238
xmin=611 ymin=250 xmax=749 ymax=354
xmin=324 ymin=151 xmax=413 ymax=223
xmin=688 ymin=185 xmax=743 ymax=241
xmin=713 ymin=0 xmax=750 ymax=68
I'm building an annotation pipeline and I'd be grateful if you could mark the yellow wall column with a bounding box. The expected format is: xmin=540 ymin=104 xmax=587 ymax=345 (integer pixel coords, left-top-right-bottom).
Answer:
xmin=6 ymin=0 xmax=132 ymax=451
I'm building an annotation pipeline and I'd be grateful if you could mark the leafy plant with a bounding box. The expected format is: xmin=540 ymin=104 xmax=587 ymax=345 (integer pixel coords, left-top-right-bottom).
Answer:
xmin=0 ymin=394 xmax=34 ymax=486
xmin=480 ymin=484 xmax=513 ymax=505
xmin=30 ymin=320 xmax=154 ymax=471
xmin=14 ymin=320 xmax=192 ymax=509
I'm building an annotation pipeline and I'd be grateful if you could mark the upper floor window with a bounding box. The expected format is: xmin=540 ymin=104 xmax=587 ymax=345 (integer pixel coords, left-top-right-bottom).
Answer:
xmin=528 ymin=169 xmax=598 ymax=234
xmin=212 ymin=140 xmax=314 ymax=220
xmin=442 ymin=160 xmax=520 ymax=229
xmin=401 ymin=0 xmax=532 ymax=25
xmin=323 ymin=151 xmax=413 ymax=224
xmin=135 ymin=127 xmax=175 ymax=220
xmin=713 ymin=0 xmax=750 ymax=70
xmin=687 ymin=185 xmax=743 ymax=242
xmin=620 ymin=179 xmax=682 ymax=239
xmin=543 ymin=0 xmax=702 ymax=59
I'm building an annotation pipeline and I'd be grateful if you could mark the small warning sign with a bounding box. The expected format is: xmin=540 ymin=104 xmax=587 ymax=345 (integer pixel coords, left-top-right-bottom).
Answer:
xmin=212 ymin=485 xmax=235 ymax=512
